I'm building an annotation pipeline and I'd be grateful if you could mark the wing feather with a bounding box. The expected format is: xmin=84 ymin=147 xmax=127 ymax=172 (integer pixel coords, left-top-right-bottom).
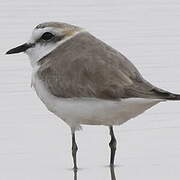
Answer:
xmin=37 ymin=32 xmax=172 ymax=100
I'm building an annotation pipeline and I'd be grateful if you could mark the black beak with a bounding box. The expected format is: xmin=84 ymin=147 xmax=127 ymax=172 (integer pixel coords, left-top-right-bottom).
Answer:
xmin=6 ymin=43 xmax=34 ymax=55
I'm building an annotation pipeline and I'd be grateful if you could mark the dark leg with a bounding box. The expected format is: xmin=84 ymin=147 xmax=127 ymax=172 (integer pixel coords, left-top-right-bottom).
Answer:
xmin=71 ymin=129 xmax=78 ymax=170
xmin=109 ymin=126 xmax=117 ymax=166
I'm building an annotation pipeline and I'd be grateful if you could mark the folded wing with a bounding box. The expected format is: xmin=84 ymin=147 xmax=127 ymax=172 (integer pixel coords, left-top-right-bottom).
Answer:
xmin=37 ymin=32 xmax=180 ymax=100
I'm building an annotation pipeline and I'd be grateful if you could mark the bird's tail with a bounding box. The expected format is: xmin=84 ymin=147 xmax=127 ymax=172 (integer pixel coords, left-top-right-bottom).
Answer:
xmin=152 ymin=88 xmax=180 ymax=100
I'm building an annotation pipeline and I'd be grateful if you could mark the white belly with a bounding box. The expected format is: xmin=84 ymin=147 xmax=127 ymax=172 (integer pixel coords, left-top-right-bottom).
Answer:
xmin=32 ymin=72 xmax=163 ymax=130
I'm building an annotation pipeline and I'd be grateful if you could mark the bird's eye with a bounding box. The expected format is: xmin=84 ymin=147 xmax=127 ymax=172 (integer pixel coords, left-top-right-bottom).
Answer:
xmin=41 ymin=32 xmax=55 ymax=41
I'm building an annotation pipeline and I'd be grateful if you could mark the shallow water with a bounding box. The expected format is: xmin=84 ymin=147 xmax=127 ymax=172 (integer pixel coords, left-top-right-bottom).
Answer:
xmin=1 ymin=0 xmax=180 ymax=179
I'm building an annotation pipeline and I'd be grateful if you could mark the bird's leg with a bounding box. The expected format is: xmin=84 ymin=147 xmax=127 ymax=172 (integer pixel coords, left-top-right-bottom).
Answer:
xmin=71 ymin=129 xmax=78 ymax=170
xmin=109 ymin=126 xmax=117 ymax=166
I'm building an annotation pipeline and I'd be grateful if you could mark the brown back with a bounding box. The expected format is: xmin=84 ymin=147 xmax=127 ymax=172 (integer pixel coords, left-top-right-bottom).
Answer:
xmin=37 ymin=32 xmax=174 ymax=100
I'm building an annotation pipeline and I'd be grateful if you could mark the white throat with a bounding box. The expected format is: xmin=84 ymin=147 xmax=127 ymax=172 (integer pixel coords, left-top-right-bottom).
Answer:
xmin=25 ymin=30 xmax=84 ymax=68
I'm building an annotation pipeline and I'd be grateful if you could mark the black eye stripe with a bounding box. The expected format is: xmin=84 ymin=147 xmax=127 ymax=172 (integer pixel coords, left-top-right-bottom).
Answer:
xmin=41 ymin=32 xmax=55 ymax=41
xmin=55 ymin=35 xmax=65 ymax=42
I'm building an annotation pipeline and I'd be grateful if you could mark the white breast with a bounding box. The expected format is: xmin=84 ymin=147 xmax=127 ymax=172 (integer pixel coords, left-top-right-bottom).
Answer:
xmin=31 ymin=67 xmax=163 ymax=130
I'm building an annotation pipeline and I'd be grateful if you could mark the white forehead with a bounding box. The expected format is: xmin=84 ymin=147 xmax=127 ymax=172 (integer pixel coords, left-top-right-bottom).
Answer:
xmin=26 ymin=27 xmax=85 ymax=67
xmin=29 ymin=27 xmax=64 ymax=43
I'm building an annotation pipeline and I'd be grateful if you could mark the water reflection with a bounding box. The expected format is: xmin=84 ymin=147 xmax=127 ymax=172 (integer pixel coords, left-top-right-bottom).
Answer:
xmin=73 ymin=169 xmax=77 ymax=180
xmin=110 ymin=166 xmax=116 ymax=180
xmin=73 ymin=166 xmax=117 ymax=180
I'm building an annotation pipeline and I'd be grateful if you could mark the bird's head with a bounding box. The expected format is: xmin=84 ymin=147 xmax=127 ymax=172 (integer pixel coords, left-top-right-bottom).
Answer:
xmin=6 ymin=22 xmax=84 ymax=66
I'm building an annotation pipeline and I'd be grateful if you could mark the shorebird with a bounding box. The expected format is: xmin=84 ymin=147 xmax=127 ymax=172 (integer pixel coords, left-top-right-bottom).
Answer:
xmin=6 ymin=22 xmax=180 ymax=169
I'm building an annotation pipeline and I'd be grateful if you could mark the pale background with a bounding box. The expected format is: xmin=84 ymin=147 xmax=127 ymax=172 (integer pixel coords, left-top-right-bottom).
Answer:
xmin=1 ymin=0 xmax=180 ymax=179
